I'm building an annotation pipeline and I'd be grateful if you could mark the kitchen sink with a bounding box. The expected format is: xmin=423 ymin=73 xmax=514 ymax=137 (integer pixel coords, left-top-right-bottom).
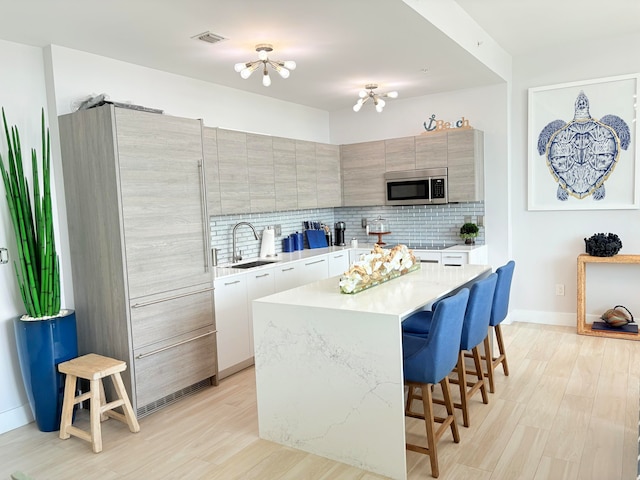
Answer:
xmin=231 ymin=260 xmax=279 ymax=269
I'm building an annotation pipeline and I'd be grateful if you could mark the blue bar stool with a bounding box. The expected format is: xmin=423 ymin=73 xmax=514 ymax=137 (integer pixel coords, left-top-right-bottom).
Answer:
xmin=449 ymin=273 xmax=497 ymax=427
xmin=403 ymin=288 xmax=469 ymax=478
xmin=483 ymin=261 xmax=515 ymax=393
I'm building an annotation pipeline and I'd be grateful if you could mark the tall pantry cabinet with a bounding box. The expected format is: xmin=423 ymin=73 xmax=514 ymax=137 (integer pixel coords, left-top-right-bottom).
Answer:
xmin=58 ymin=105 xmax=218 ymax=417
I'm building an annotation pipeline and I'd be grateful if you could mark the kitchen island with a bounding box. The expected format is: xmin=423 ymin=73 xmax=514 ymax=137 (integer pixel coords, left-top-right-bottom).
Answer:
xmin=252 ymin=263 xmax=491 ymax=479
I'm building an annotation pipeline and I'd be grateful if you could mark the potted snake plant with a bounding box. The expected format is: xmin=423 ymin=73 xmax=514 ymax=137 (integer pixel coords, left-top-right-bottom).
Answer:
xmin=1 ymin=108 xmax=77 ymax=432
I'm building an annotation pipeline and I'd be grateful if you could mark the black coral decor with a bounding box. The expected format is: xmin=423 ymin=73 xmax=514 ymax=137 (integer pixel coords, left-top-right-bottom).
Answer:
xmin=584 ymin=233 xmax=622 ymax=257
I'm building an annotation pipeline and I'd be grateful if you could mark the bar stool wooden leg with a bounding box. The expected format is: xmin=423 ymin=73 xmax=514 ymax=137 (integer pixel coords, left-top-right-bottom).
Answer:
xmin=483 ymin=335 xmax=495 ymax=393
xmin=110 ymin=372 xmax=140 ymax=432
xmin=90 ymin=378 xmax=103 ymax=453
xmin=59 ymin=373 xmax=77 ymax=440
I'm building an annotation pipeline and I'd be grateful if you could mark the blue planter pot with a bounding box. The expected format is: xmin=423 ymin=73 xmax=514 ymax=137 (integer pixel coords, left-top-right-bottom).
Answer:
xmin=13 ymin=310 xmax=78 ymax=432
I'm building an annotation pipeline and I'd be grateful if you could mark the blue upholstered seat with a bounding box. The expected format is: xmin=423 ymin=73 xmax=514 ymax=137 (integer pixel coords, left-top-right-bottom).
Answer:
xmin=402 ymin=288 xmax=469 ymax=478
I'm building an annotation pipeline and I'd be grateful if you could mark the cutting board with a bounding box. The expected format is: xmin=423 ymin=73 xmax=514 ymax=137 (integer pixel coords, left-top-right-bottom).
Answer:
xmin=306 ymin=230 xmax=328 ymax=249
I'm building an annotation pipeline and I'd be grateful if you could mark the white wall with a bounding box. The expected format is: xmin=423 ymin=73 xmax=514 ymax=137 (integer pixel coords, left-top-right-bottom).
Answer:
xmin=510 ymin=32 xmax=640 ymax=326
xmin=48 ymin=46 xmax=330 ymax=142
xmin=0 ymin=39 xmax=49 ymax=433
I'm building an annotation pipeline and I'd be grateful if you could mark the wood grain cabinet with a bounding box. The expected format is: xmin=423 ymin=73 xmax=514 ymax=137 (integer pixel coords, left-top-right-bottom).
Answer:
xmin=316 ymin=143 xmax=342 ymax=208
xmin=415 ymin=131 xmax=447 ymax=169
xmin=296 ymin=140 xmax=318 ymax=209
xmin=217 ymin=128 xmax=250 ymax=214
xmin=247 ymin=133 xmax=275 ymax=212
xmin=59 ymin=105 xmax=217 ymax=417
xmin=341 ymin=140 xmax=386 ymax=206
xmin=447 ymin=129 xmax=484 ymax=202
xmin=385 ymin=137 xmax=416 ymax=172
xmin=273 ymin=136 xmax=298 ymax=211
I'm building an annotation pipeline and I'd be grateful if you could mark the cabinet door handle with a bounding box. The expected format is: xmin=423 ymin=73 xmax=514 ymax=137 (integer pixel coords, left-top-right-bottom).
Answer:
xmin=255 ymin=273 xmax=270 ymax=278
xmin=305 ymin=259 xmax=325 ymax=266
xmin=135 ymin=330 xmax=216 ymax=359
xmin=281 ymin=267 xmax=295 ymax=272
xmin=223 ymin=280 xmax=241 ymax=286
xmin=131 ymin=286 xmax=214 ymax=308
xmin=198 ymin=159 xmax=210 ymax=273
xmin=332 ymin=254 xmax=344 ymax=259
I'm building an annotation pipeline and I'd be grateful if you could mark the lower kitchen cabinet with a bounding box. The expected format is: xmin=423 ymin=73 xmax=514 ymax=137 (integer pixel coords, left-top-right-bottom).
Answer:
xmin=274 ymin=261 xmax=302 ymax=291
xmin=328 ymin=251 xmax=350 ymax=277
xmin=213 ymin=274 xmax=252 ymax=377
xmin=299 ymin=256 xmax=329 ymax=284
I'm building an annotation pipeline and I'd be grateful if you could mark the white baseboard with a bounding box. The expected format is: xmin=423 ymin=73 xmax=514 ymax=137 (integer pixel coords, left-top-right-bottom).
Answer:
xmin=0 ymin=403 xmax=33 ymax=435
xmin=507 ymin=309 xmax=577 ymax=327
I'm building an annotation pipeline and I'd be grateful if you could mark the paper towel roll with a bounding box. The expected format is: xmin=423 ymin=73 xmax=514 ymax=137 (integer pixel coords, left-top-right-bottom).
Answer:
xmin=260 ymin=227 xmax=275 ymax=257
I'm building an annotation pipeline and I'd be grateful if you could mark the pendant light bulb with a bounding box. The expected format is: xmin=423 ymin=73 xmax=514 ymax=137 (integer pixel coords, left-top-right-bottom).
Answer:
xmin=257 ymin=49 xmax=269 ymax=61
xmin=377 ymin=98 xmax=386 ymax=108
xmin=283 ymin=60 xmax=296 ymax=70
xmin=277 ymin=67 xmax=290 ymax=79
xmin=353 ymin=103 xmax=362 ymax=112
xmin=359 ymin=90 xmax=368 ymax=98
xmin=386 ymin=91 xmax=399 ymax=99
xmin=262 ymin=70 xmax=271 ymax=87
xmin=240 ymin=66 xmax=254 ymax=79
xmin=375 ymin=104 xmax=384 ymax=113
xmin=234 ymin=62 xmax=248 ymax=73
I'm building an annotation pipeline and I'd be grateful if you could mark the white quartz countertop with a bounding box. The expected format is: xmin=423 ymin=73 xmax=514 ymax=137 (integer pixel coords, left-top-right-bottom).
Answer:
xmin=254 ymin=262 xmax=491 ymax=320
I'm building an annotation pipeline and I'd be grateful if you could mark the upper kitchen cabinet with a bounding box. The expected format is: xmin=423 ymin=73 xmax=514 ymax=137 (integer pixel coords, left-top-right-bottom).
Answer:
xmin=447 ymin=129 xmax=484 ymax=202
xmin=341 ymin=140 xmax=385 ymax=206
xmin=296 ymin=140 xmax=318 ymax=209
xmin=385 ymin=137 xmax=415 ymax=172
xmin=273 ymin=137 xmax=298 ymax=210
xmin=217 ymin=128 xmax=250 ymax=214
xmin=316 ymin=143 xmax=341 ymax=208
xmin=247 ymin=133 xmax=275 ymax=213
xmin=202 ymin=127 xmax=222 ymax=216
xmin=58 ymin=105 xmax=217 ymax=416
xmin=415 ymin=131 xmax=447 ymax=169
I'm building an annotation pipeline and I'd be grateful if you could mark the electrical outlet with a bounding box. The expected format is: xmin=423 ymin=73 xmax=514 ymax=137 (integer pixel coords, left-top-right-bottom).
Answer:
xmin=361 ymin=218 xmax=368 ymax=228
xmin=274 ymin=224 xmax=282 ymax=236
xmin=477 ymin=215 xmax=484 ymax=227
xmin=555 ymin=284 xmax=565 ymax=296
xmin=464 ymin=216 xmax=472 ymax=224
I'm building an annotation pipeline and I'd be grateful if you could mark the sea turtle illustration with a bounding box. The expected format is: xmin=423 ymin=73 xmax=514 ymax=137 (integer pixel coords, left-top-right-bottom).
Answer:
xmin=537 ymin=91 xmax=630 ymax=201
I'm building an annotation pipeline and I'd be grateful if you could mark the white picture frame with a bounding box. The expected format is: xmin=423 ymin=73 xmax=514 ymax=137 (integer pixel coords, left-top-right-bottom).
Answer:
xmin=527 ymin=73 xmax=639 ymax=211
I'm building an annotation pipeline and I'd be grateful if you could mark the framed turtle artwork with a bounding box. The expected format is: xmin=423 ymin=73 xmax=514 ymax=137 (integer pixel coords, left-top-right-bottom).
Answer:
xmin=528 ymin=73 xmax=639 ymax=210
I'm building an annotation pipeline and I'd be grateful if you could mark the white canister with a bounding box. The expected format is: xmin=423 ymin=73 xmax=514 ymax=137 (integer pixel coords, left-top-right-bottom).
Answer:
xmin=350 ymin=238 xmax=358 ymax=248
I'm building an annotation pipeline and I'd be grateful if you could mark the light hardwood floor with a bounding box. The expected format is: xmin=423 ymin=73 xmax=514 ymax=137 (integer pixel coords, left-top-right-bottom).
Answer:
xmin=1 ymin=322 xmax=638 ymax=480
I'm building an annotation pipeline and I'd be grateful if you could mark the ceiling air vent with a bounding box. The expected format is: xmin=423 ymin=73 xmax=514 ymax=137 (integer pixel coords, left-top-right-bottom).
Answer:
xmin=192 ymin=31 xmax=228 ymax=44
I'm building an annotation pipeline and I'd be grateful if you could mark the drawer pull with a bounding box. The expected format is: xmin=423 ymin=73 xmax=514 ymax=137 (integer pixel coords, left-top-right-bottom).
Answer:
xmin=305 ymin=259 xmax=325 ymax=266
xmin=332 ymin=254 xmax=344 ymax=259
xmin=255 ymin=273 xmax=270 ymax=278
xmin=135 ymin=330 xmax=216 ymax=359
xmin=131 ymin=287 xmax=214 ymax=308
xmin=281 ymin=267 xmax=295 ymax=272
xmin=223 ymin=280 xmax=241 ymax=286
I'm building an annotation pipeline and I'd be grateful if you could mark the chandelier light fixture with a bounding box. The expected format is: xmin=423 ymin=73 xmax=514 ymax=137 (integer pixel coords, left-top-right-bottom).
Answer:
xmin=353 ymin=84 xmax=398 ymax=113
xmin=234 ymin=44 xmax=296 ymax=87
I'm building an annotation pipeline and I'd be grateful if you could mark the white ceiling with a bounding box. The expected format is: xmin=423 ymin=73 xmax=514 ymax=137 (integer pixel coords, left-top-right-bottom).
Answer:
xmin=0 ymin=0 xmax=638 ymax=112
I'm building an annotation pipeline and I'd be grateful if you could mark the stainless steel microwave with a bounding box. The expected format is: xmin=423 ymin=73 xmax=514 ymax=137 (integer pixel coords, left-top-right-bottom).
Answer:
xmin=384 ymin=168 xmax=448 ymax=205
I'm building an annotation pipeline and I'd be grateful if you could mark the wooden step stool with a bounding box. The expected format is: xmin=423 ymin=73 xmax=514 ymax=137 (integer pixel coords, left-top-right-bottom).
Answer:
xmin=58 ymin=353 xmax=140 ymax=452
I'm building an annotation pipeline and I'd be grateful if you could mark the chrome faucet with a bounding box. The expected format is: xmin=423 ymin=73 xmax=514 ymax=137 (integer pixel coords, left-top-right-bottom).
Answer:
xmin=232 ymin=222 xmax=258 ymax=263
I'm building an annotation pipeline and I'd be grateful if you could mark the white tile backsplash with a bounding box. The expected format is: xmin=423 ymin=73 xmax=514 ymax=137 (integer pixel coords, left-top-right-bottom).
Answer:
xmin=210 ymin=202 xmax=484 ymax=264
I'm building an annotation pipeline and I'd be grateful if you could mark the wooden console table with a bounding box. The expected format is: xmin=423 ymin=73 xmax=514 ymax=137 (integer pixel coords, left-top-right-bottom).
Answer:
xmin=577 ymin=253 xmax=640 ymax=340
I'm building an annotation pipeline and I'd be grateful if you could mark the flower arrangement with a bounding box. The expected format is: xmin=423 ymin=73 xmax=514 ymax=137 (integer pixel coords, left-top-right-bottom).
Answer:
xmin=339 ymin=244 xmax=418 ymax=294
